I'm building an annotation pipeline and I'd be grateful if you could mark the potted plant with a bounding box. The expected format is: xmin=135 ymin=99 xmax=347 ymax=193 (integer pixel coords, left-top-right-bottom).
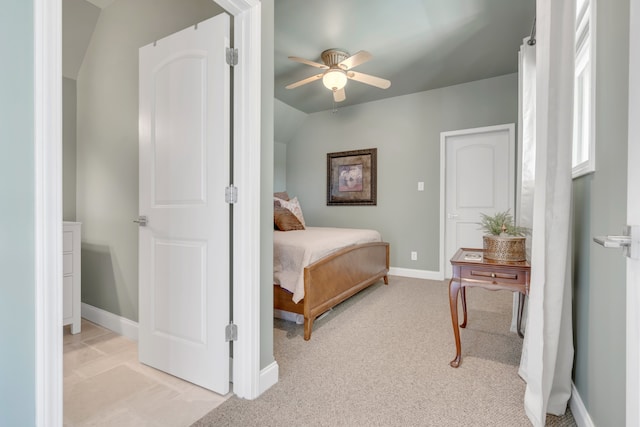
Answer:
xmin=478 ymin=209 xmax=530 ymax=262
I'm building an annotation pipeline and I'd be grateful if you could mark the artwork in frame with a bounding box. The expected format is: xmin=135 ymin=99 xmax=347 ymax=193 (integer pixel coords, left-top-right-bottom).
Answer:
xmin=327 ymin=148 xmax=377 ymax=206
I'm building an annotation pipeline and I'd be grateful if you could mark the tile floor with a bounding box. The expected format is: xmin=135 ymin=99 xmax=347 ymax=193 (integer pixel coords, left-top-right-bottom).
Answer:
xmin=64 ymin=319 xmax=231 ymax=426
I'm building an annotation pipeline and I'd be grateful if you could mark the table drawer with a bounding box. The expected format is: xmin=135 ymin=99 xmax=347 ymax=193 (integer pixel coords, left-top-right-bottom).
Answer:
xmin=460 ymin=266 xmax=526 ymax=284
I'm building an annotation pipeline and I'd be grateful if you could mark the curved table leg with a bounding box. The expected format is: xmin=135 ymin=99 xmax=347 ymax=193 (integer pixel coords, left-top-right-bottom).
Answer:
xmin=517 ymin=292 xmax=525 ymax=338
xmin=460 ymin=286 xmax=467 ymax=328
xmin=448 ymin=279 xmax=462 ymax=368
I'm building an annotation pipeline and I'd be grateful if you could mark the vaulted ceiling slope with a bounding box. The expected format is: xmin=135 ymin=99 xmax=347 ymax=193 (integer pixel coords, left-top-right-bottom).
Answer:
xmin=63 ymin=0 xmax=101 ymax=79
xmin=275 ymin=0 xmax=536 ymax=114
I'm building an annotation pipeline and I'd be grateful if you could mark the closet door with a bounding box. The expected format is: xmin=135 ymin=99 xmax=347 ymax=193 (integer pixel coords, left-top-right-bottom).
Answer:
xmin=443 ymin=124 xmax=515 ymax=278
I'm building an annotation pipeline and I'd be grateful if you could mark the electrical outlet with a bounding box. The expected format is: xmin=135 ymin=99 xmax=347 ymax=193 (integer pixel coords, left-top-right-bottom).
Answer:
xmin=411 ymin=251 xmax=418 ymax=261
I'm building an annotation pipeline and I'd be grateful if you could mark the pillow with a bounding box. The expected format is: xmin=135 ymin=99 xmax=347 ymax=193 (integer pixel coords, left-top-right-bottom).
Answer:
xmin=274 ymin=191 xmax=290 ymax=201
xmin=276 ymin=196 xmax=306 ymax=228
xmin=274 ymin=205 xmax=304 ymax=231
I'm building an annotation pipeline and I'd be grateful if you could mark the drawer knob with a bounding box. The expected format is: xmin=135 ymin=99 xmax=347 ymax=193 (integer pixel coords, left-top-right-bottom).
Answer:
xmin=491 ymin=273 xmax=496 ymax=278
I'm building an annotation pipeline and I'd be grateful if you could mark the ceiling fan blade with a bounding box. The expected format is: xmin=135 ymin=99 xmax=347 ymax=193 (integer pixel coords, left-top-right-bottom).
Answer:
xmin=347 ymin=71 xmax=391 ymax=89
xmin=338 ymin=50 xmax=372 ymax=70
xmin=285 ymin=73 xmax=324 ymax=89
xmin=333 ymin=87 xmax=346 ymax=102
xmin=288 ymin=56 xmax=328 ymax=69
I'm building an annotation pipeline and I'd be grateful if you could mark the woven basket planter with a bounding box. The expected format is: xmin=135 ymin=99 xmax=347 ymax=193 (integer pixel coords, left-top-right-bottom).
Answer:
xmin=483 ymin=235 xmax=526 ymax=262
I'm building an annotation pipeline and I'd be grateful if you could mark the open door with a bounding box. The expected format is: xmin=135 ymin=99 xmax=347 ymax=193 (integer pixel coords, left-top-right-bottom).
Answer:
xmin=138 ymin=13 xmax=231 ymax=394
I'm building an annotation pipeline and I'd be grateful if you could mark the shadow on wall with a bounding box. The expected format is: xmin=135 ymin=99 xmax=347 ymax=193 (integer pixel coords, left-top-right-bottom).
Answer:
xmin=81 ymin=242 xmax=136 ymax=321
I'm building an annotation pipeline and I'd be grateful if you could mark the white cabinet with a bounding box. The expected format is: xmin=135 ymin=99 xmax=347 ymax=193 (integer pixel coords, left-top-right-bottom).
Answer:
xmin=63 ymin=221 xmax=81 ymax=334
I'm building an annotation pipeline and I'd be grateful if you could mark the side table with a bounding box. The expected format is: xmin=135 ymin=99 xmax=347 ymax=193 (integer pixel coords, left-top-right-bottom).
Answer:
xmin=448 ymin=248 xmax=530 ymax=368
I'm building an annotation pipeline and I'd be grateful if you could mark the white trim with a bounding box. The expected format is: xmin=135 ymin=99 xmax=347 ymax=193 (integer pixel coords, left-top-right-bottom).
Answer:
xmin=37 ymin=0 xmax=266 ymax=421
xmin=628 ymin=0 xmax=640 ymax=425
xmin=569 ymin=382 xmax=595 ymax=427
xmin=34 ymin=0 xmax=62 ymax=425
xmin=389 ymin=267 xmax=443 ymax=281
xmin=439 ymin=136 xmax=446 ymax=280
xmin=222 ymin=0 xmax=266 ymax=400
xmin=259 ymin=361 xmax=279 ymax=395
xmin=81 ymin=303 xmax=139 ymax=342
xmin=572 ymin=0 xmax=597 ymax=179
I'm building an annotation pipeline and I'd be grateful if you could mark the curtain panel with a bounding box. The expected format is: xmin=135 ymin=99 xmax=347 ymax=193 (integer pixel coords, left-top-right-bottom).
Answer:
xmin=518 ymin=1 xmax=576 ymax=425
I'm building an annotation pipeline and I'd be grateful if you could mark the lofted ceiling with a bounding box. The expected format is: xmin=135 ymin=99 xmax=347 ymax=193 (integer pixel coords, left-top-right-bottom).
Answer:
xmin=63 ymin=0 xmax=536 ymax=114
xmin=275 ymin=0 xmax=536 ymax=114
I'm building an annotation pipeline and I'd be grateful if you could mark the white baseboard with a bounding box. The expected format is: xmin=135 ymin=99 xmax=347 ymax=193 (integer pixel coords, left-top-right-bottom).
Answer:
xmin=81 ymin=303 xmax=139 ymax=342
xmin=570 ymin=381 xmax=595 ymax=427
xmin=389 ymin=267 xmax=444 ymax=281
xmin=259 ymin=361 xmax=279 ymax=395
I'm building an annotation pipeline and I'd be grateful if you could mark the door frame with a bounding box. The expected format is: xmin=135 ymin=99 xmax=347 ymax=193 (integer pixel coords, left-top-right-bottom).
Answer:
xmin=34 ymin=0 xmax=264 ymax=424
xmin=627 ymin=0 xmax=639 ymax=425
xmin=439 ymin=123 xmax=516 ymax=279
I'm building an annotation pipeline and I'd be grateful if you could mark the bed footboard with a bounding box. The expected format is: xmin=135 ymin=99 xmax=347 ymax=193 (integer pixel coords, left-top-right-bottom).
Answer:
xmin=274 ymin=241 xmax=389 ymax=340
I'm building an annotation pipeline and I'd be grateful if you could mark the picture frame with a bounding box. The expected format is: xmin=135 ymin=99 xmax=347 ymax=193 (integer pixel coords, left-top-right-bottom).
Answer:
xmin=327 ymin=148 xmax=377 ymax=206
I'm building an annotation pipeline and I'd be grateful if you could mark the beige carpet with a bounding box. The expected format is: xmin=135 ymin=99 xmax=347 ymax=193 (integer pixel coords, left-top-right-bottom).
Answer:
xmin=193 ymin=276 xmax=576 ymax=426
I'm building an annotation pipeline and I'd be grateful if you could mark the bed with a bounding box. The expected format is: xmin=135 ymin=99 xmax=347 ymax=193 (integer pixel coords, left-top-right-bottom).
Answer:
xmin=273 ymin=226 xmax=390 ymax=340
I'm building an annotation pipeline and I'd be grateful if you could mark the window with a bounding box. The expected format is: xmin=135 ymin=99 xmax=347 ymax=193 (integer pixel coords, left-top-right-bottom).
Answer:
xmin=572 ymin=0 xmax=595 ymax=178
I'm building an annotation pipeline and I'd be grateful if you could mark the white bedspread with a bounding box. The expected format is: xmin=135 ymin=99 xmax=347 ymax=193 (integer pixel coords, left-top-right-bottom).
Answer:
xmin=274 ymin=227 xmax=382 ymax=303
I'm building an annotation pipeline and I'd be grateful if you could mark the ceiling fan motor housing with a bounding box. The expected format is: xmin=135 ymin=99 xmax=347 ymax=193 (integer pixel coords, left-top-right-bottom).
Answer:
xmin=321 ymin=49 xmax=350 ymax=67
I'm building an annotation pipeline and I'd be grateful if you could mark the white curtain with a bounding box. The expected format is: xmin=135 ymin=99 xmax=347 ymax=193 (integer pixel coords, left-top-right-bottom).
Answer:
xmin=511 ymin=35 xmax=537 ymax=334
xmin=518 ymin=1 xmax=575 ymax=426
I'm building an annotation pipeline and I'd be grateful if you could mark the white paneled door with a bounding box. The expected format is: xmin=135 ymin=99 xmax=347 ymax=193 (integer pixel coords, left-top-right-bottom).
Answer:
xmin=138 ymin=14 xmax=231 ymax=394
xmin=442 ymin=124 xmax=515 ymax=278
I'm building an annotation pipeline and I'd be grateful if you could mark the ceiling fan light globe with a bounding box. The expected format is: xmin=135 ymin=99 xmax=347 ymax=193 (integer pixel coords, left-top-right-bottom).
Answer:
xmin=322 ymin=69 xmax=347 ymax=91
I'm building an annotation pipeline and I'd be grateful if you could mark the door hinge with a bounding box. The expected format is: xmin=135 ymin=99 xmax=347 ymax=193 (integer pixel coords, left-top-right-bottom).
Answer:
xmin=225 ymin=185 xmax=237 ymax=204
xmin=226 ymin=47 xmax=238 ymax=67
xmin=225 ymin=323 xmax=237 ymax=342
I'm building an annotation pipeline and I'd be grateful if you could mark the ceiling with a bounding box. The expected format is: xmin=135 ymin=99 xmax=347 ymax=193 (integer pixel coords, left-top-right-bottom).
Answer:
xmin=275 ymin=0 xmax=535 ymax=114
xmin=63 ymin=0 xmax=536 ymax=113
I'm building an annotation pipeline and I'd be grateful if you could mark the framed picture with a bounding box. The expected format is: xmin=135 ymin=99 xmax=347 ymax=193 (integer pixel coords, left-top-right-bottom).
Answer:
xmin=327 ymin=148 xmax=377 ymax=206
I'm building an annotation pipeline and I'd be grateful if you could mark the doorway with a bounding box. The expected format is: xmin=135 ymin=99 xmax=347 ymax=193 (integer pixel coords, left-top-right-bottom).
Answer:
xmin=35 ymin=0 xmax=265 ymax=423
xmin=440 ymin=124 xmax=516 ymax=278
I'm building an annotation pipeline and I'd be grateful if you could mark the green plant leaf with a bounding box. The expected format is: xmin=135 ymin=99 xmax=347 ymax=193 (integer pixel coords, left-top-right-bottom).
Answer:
xmin=477 ymin=209 xmax=530 ymax=236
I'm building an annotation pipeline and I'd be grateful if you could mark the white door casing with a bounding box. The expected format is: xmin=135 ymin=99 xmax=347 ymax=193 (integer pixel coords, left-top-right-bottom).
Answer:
xmin=36 ymin=0 xmax=264 ymax=424
xmin=441 ymin=124 xmax=516 ymax=278
xmin=627 ymin=0 xmax=640 ymax=424
xmin=138 ymin=14 xmax=230 ymax=394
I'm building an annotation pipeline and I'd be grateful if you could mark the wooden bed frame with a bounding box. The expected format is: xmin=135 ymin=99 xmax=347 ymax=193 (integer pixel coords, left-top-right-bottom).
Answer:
xmin=274 ymin=241 xmax=390 ymax=340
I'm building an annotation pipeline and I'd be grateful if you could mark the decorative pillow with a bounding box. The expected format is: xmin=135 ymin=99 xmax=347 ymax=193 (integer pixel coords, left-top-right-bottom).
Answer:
xmin=274 ymin=205 xmax=304 ymax=231
xmin=277 ymin=196 xmax=306 ymax=228
xmin=274 ymin=191 xmax=290 ymax=201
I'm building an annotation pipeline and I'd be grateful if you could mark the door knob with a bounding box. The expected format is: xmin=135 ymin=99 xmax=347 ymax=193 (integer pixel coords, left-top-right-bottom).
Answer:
xmin=447 ymin=213 xmax=459 ymax=219
xmin=134 ymin=216 xmax=148 ymax=226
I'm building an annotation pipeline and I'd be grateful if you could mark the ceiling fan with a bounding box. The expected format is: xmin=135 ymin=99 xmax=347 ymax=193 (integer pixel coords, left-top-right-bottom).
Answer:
xmin=285 ymin=49 xmax=391 ymax=103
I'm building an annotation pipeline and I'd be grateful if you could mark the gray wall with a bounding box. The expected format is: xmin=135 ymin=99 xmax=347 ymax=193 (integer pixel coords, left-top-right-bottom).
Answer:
xmin=274 ymin=142 xmax=286 ymax=191
xmin=274 ymin=98 xmax=307 ymax=143
xmin=261 ymin=0 xmax=275 ymax=369
xmin=76 ymin=0 xmax=224 ymax=321
xmin=285 ymin=73 xmax=518 ymax=271
xmin=572 ymin=0 xmax=629 ymax=424
xmin=274 ymin=98 xmax=308 ymax=192
xmin=63 ymin=77 xmax=77 ymax=221
xmin=273 ymin=98 xmax=308 ymax=192
xmin=0 ymin=1 xmax=36 ymax=424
